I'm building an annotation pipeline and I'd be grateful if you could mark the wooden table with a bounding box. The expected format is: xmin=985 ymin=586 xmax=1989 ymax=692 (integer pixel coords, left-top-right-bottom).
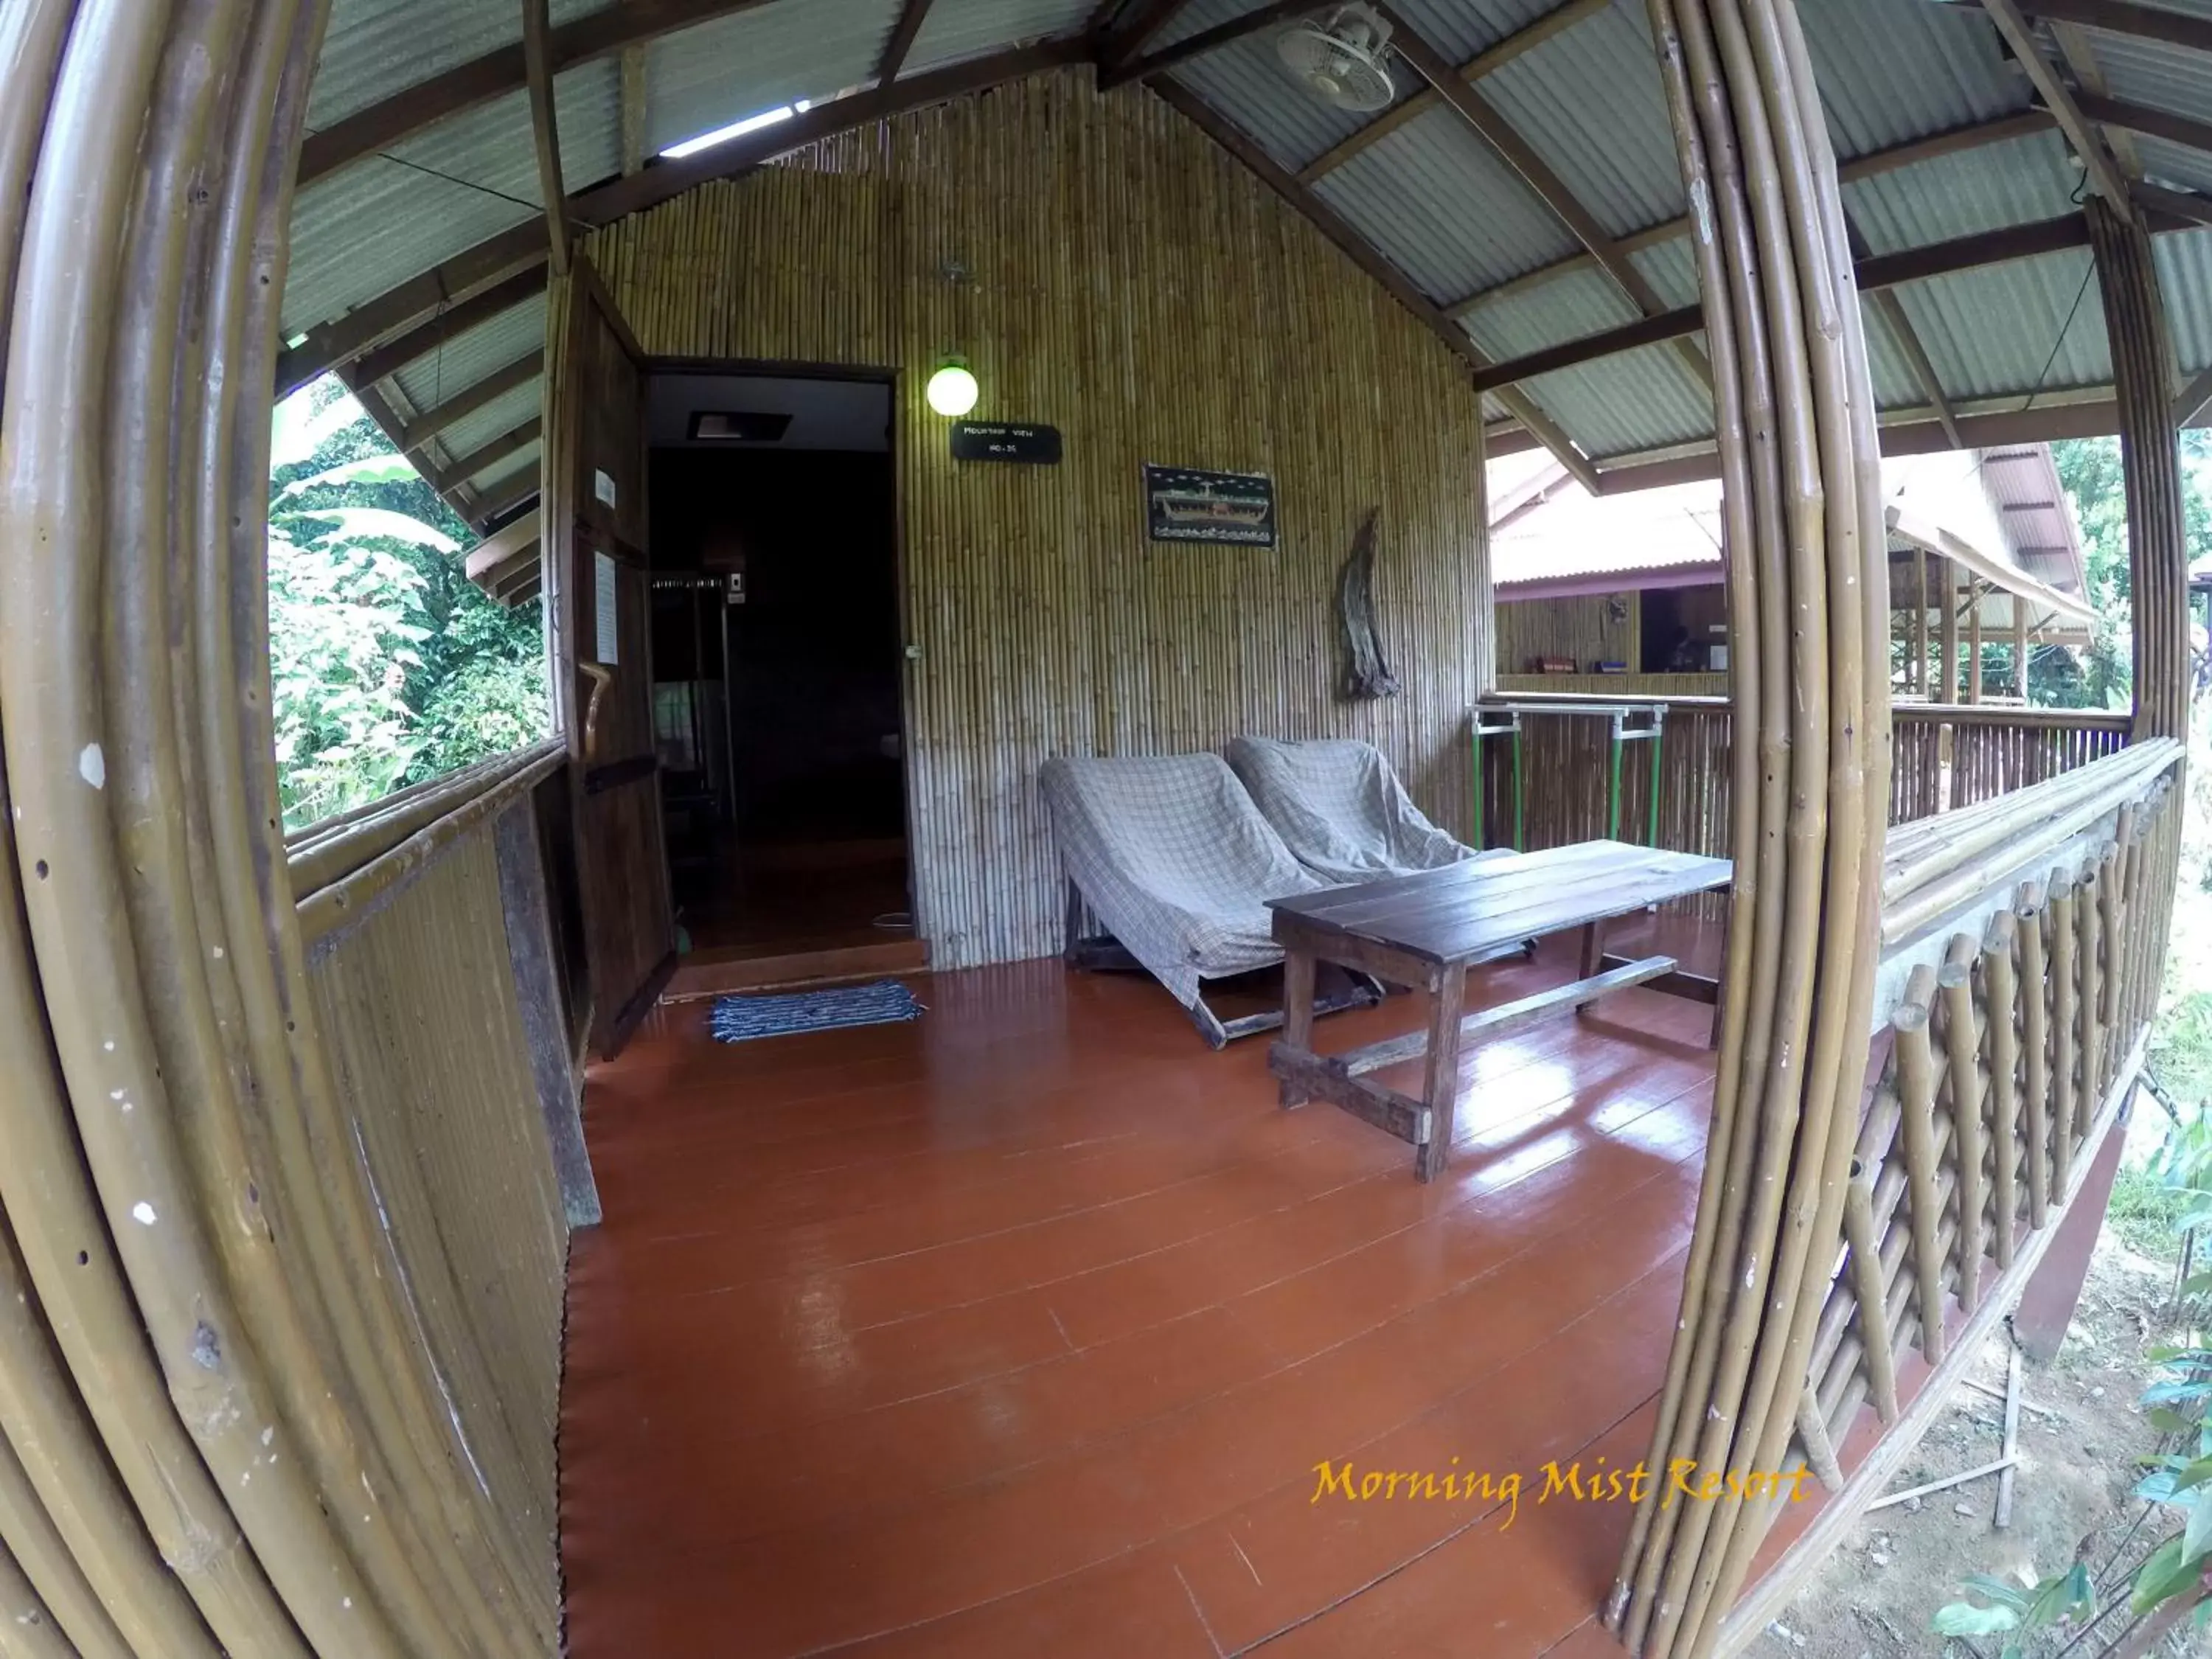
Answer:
xmin=1267 ymin=841 xmax=1732 ymax=1180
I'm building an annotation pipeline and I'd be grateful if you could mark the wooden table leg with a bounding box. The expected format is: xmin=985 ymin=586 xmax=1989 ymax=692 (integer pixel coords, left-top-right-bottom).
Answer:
xmin=1414 ymin=963 xmax=1467 ymax=1182
xmin=1279 ymin=947 xmax=1317 ymax=1108
xmin=1575 ymin=918 xmax=1607 ymax=1018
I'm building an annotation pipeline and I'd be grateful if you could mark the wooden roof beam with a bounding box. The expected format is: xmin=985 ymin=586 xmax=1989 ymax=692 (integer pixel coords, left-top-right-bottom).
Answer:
xmin=279 ymin=38 xmax=1087 ymax=397
xmin=2076 ymin=91 xmax=2212 ymax=160
xmin=619 ymin=46 xmax=648 ymax=175
xmin=2175 ymin=365 xmax=2212 ymax=428
xmin=1846 ymin=213 xmax=1965 ymax=450
xmin=876 ymin=0 xmax=935 ymax=83
xmin=2045 ymin=20 xmax=2143 ymax=179
xmin=1099 ymin=0 xmax=1198 ymax=65
xmin=1146 ymin=76 xmax=1600 ymax=492
xmin=1977 ymin=0 xmax=2132 ymax=206
xmin=298 ymin=0 xmax=779 ymax=186
xmin=1099 ymin=0 xmax=1316 ymax=89
xmin=340 ymin=264 xmax=550 ymax=392
xmin=394 ymin=349 xmax=544 ymax=452
xmin=1472 ymin=212 xmax=2103 ymax=392
xmin=1298 ymin=0 xmax=1609 ymax=184
xmin=2137 ymin=181 xmax=2212 ymax=229
xmin=1373 ymin=4 xmax=1708 ymax=389
xmin=429 ymin=417 xmax=543 ymax=496
xmin=2021 ymin=0 xmax=2212 ymax=55
xmin=521 ymin=0 xmax=574 ymax=274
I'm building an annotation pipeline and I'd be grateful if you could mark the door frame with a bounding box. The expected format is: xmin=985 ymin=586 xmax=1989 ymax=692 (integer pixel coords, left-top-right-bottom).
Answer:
xmin=638 ymin=357 xmax=923 ymax=942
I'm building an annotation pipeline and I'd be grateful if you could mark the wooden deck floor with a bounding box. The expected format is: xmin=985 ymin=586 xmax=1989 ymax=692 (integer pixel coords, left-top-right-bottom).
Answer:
xmin=561 ymin=919 xmax=1722 ymax=1657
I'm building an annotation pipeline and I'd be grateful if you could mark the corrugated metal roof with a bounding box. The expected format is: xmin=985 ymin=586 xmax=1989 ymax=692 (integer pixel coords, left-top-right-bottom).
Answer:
xmin=387 ymin=296 xmax=546 ymax=416
xmin=1478 ymin=0 xmax=1683 ymax=240
xmin=285 ymin=63 xmax=618 ymax=338
xmin=459 ymin=437 xmax=541 ymax=493
xmin=646 ymin=0 xmax=900 ymax=154
xmin=2080 ymin=25 xmax=2212 ymax=135
xmin=1975 ymin=443 xmax=2086 ymax=594
xmin=1628 ymin=237 xmax=1697 ymax=310
xmin=1166 ymin=27 xmax=1402 ymax=170
xmin=1841 ymin=128 xmax=2081 ymax=255
xmin=2137 ymin=136 xmax=2212 ymax=202
xmin=434 ymin=381 xmax=545 ymax=473
xmin=1314 ymin=103 xmax=1579 ymax=300
xmin=1887 ymin=246 xmax=2110 ymax=404
xmin=1797 ymin=0 xmax=2028 ymax=159
xmin=907 ymin=0 xmax=1094 ymax=72
xmin=1389 ymin=0 xmax=1559 ymax=65
xmin=308 ymin=0 xmax=608 ymax=130
xmin=1459 ymin=261 xmax=1638 ymax=361
xmin=1517 ymin=336 xmax=1713 ymax=459
xmin=2154 ymin=228 xmax=2212 ymax=377
xmin=1492 ymin=477 xmax=1723 ymax=586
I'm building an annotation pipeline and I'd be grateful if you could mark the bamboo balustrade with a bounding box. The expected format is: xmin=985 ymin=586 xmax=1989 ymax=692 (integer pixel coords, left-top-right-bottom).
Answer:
xmin=1720 ymin=741 xmax=2182 ymax=1651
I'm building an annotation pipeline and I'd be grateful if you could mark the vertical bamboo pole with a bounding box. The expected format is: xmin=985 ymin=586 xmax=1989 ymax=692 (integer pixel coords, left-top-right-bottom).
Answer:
xmin=2049 ymin=872 xmax=2078 ymax=1195
xmin=2015 ymin=880 xmax=2052 ymax=1226
xmin=1985 ymin=911 xmax=2020 ymax=1267
xmin=1841 ymin=1157 xmax=1899 ymax=1421
xmin=1893 ymin=965 xmax=1947 ymax=1360
xmin=2079 ymin=845 xmax=2106 ymax=1122
xmin=2011 ymin=599 xmax=2028 ymax=699
xmin=1940 ymin=931 xmax=1984 ymax=1310
xmin=1967 ymin=579 xmax=1983 ymax=703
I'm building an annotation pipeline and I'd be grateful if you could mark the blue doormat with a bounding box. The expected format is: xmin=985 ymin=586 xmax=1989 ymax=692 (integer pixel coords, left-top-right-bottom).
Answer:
xmin=709 ymin=979 xmax=924 ymax=1044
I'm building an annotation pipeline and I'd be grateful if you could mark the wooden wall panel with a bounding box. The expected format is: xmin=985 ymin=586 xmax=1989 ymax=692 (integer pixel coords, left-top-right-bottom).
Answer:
xmin=1496 ymin=593 xmax=1639 ymax=674
xmin=585 ymin=69 xmax=1491 ymax=969
xmin=307 ymin=825 xmax=568 ymax=1619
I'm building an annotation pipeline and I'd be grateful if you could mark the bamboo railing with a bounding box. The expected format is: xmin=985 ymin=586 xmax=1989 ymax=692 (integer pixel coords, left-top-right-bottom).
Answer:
xmin=1891 ymin=703 xmax=2132 ymax=818
xmin=1719 ymin=737 xmax=2183 ymax=1649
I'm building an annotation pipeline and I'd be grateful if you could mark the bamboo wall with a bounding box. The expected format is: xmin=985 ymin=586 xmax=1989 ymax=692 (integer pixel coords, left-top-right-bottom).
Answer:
xmin=582 ymin=68 xmax=1492 ymax=969
xmin=1495 ymin=592 xmax=1638 ymax=673
xmin=0 ymin=1 xmax=577 ymax=1651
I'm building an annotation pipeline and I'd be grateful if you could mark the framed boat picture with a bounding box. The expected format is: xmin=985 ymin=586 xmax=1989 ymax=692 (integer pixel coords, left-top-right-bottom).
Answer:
xmin=1143 ymin=464 xmax=1276 ymax=546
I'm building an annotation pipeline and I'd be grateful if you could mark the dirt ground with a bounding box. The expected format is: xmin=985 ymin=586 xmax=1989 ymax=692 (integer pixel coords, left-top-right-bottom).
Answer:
xmin=1752 ymin=1224 xmax=2185 ymax=1658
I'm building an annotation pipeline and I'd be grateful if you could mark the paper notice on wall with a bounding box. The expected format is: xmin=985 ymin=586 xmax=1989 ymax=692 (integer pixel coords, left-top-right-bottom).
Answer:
xmin=594 ymin=549 xmax=619 ymax=664
xmin=594 ymin=467 xmax=618 ymax=508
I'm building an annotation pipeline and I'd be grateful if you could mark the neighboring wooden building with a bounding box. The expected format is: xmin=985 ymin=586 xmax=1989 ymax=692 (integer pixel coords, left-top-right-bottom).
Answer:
xmin=0 ymin=2 xmax=2202 ymax=1658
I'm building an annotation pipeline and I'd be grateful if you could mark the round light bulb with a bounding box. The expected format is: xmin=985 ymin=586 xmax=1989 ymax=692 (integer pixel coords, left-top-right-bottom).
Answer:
xmin=925 ymin=363 xmax=978 ymax=417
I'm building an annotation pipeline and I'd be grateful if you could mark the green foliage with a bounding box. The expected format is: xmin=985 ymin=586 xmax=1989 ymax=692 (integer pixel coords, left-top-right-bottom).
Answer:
xmin=2050 ymin=437 xmax=2135 ymax=712
xmin=1933 ymin=1563 xmax=2093 ymax=1658
xmin=266 ymin=377 xmax=548 ymax=829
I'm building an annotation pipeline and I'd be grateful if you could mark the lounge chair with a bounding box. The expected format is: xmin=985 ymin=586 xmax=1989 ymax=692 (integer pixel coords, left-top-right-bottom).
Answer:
xmin=1038 ymin=753 xmax=1379 ymax=1048
xmin=1225 ymin=735 xmax=1498 ymax=883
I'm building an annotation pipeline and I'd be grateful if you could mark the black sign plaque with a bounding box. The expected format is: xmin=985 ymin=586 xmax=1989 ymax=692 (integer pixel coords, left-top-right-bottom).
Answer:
xmin=1143 ymin=464 xmax=1276 ymax=546
xmin=950 ymin=422 xmax=1062 ymax=464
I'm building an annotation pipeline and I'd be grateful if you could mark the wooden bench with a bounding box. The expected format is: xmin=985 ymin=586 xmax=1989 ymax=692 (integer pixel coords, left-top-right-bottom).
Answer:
xmin=1266 ymin=841 xmax=1733 ymax=1180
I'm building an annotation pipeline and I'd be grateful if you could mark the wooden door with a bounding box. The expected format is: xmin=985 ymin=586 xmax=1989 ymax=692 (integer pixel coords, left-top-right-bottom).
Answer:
xmin=546 ymin=257 xmax=675 ymax=1057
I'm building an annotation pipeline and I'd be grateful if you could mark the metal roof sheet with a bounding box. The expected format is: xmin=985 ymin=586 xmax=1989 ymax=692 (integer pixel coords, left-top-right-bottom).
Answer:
xmin=1389 ymin=0 xmax=1561 ymax=65
xmin=434 ymin=381 xmax=546 ymax=473
xmin=1840 ymin=127 xmax=2081 ymax=255
xmin=459 ymin=437 xmax=542 ymax=494
xmin=387 ymin=296 xmax=546 ymax=416
xmin=1627 ymin=237 xmax=1697 ymax=309
xmin=1886 ymin=246 xmax=2110 ymax=405
xmin=1517 ymin=336 xmax=1713 ymax=460
xmin=2079 ymin=24 xmax=2212 ymax=133
xmin=308 ymin=0 xmax=608 ymax=130
xmin=285 ymin=64 xmax=618 ymax=337
xmin=1478 ymin=0 xmax=1683 ymax=240
xmin=1796 ymin=0 xmax=2028 ymax=159
xmin=1313 ymin=102 xmax=1579 ymax=301
xmin=645 ymin=0 xmax=900 ymax=155
xmin=2154 ymin=227 xmax=2212 ymax=377
xmin=1166 ymin=27 xmax=1403 ymax=170
xmin=2137 ymin=136 xmax=2212 ymax=202
xmin=907 ymin=0 xmax=1095 ymax=72
xmin=1459 ymin=261 xmax=1638 ymax=361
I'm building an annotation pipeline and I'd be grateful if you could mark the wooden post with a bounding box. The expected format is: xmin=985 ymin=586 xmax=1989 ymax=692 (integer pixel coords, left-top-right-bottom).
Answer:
xmin=2011 ymin=597 xmax=2028 ymax=699
xmin=1939 ymin=559 xmax=1959 ymax=706
xmin=1966 ymin=578 xmax=1983 ymax=703
xmin=1915 ymin=549 xmax=1930 ymax=695
xmin=1414 ymin=963 xmax=1468 ymax=1183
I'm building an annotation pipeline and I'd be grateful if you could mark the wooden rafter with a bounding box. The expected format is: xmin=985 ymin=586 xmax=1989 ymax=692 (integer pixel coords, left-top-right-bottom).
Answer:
xmin=2174 ymin=365 xmax=2212 ymax=428
xmin=1373 ymin=4 xmax=1708 ymax=390
xmin=341 ymin=266 xmax=550 ymax=392
xmin=1144 ymin=76 xmax=1600 ymax=493
xmin=2022 ymin=0 xmax=2212 ymax=55
xmin=521 ymin=0 xmax=573 ymax=274
xmin=876 ymin=0 xmax=935 ymax=83
xmin=394 ymin=349 xmax=544 ymax=453
xmin=1099 ymin=0 xmax=1197 ymax=64
xmin=279 ymin=38 xmax=1088 ymax=397
xmin=619 ymin=46 xmax=648 ymax=175
xmin=470 ymin=462 xmax=543 ymax=524
xmin=1977 ymin=0 xmax=2132 ymax=206
xmin=429 ymin=418 xmax=543 ymax=496
xmin=298 ymin=0 xmax=780 ymax=186
xmin=2076 ymin=91 xmax=2212 ymax=161
xmin=2137 ymin=181 xmax=2212 ymax=229
xmin=1297 ymin=0 xmax=1609 ymax=184
xmin=1845 ymin=214 xmax=1965 ymax=451
xmin=1470 ymin=212 xmax=2108 ymax=393
xmin=1099 ymin=0 xmax=1316 ymax=88
xmin=2046 ymin=21 xmax=2143 ymax=179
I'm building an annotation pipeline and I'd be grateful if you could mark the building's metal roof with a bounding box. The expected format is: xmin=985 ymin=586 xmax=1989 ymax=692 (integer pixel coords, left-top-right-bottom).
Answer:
xmin=282 ymin=0 xmax=2212 ymax=543
xmin=643 ymin=0 xmax=902 ymax=156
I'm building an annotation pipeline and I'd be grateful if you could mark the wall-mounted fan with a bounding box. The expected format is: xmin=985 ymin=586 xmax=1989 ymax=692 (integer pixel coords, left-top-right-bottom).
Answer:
xmin=1277 ymin=4 xmax=1397 ymax=114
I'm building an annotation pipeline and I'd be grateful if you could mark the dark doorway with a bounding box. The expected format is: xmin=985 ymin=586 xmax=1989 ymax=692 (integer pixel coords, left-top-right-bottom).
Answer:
xmin=645 ymin=371 xmax=914 ymax=979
